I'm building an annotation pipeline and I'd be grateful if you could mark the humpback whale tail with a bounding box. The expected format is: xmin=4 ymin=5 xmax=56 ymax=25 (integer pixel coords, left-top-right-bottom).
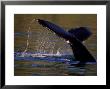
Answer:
xmin=37 ymin=19 xmax=96 ymax=67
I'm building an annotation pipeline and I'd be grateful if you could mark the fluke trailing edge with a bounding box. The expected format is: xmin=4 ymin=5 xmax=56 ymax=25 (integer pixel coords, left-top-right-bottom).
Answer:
xmin=36 ymin=19 xmax=96 ymax=66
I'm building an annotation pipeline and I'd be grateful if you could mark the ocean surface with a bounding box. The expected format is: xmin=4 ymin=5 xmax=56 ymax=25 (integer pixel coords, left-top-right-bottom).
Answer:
xmin=14 ymin=52 xmax=97 ymax=76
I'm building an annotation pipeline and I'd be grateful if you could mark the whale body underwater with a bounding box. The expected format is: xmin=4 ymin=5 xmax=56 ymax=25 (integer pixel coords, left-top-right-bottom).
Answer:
xmin=36 ymin=19 xmax=96 ymax=66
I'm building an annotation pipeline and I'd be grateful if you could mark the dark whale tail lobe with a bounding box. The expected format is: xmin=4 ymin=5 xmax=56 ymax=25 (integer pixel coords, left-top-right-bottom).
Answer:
xmin=37 ymin=19 xmax=96 ymax=66
xmin=68 ymin=27 xmax=92 ymax=42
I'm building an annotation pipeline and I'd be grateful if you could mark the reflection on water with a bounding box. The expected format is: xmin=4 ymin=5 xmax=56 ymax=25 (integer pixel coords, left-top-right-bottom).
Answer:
xmin=14 ymin=14 xmax=97 ymax=76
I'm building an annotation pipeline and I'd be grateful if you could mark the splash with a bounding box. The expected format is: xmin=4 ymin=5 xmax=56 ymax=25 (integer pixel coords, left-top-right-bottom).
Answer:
xmin=21 ymin=19 xmax=35 ymax=57
xmin=56 ymin=48 xmax=61 ymax=56
xmin=19 ymin=18 xmax=72 ymax=57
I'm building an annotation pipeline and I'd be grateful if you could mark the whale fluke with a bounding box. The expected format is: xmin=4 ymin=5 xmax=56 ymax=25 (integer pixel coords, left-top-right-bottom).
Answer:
xmin=37 ymin=19 xmax=96 ymax=67
xmin=68 ymin=27 xmax=92 ymax=42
